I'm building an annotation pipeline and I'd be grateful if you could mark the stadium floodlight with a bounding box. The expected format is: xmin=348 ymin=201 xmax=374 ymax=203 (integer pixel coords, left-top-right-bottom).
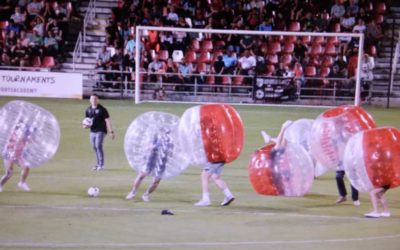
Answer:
xmin=135 ymin=25 xmax=364 ymax=106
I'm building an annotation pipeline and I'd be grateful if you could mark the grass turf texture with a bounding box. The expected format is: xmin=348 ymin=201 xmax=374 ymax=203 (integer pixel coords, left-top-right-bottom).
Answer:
xmin=0 ymin=97 xmax=399 ymax=250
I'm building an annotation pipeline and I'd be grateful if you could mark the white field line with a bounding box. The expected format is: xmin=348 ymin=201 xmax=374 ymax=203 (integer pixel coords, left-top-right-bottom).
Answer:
xmin=1 ymin=234 xmax=399 ymax=248
xmin=0 ymin=204 xmax=364 ymax=221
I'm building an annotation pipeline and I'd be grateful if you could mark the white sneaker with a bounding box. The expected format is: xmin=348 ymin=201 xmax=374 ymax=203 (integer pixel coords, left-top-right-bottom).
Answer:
xmin=364 ymin=211 xmax=381 ymax=218
xmin=96 ymin=165 xmax=104 ymax=171
xmin=221 ymin=196 xmax=235 ymax=206
xmin=142 ymin=194 xmax=150 ymax=202
xmin=261 ymin=131 xmax=271 ymax=144
xmin=381 ymin=212 xmax=391 ymax=217
xmin=194 ymin=199 xmax=211 ymax=206
xmin=353 ymin=200 xmax=360 ymax=206
xmin=17 ymin=182 xmax=30 ymax=192
xmin=125 ymin=191 xmax=136 ymax=200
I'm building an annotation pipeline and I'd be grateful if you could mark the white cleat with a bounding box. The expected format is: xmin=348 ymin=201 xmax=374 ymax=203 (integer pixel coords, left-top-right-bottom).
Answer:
xmin=353 ymin=200 xmax=360 ymax=206
xmin=221 ymin=196 xmax=235 ymax=206
xmin=364 ymin=211 xmax=381 ymax=218
xmin=125 ymin=191 xmax=136 ymax=200
xmin=194 ymin=199 xmax=211 ymax=207
xmin=142 ymin=194 xmax=150 ymax=202
xmin=381 ymin=212 xmax=391 ymax=217
xmin=17 ymin=182 xmax=30 ymax=192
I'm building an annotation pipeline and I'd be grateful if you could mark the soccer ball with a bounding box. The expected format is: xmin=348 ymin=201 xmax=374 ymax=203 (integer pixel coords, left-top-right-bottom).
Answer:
xmin=87 ymin=187 xmax=100 ymax=197
xmin=82 ymin=117 xmax=93 ymax=128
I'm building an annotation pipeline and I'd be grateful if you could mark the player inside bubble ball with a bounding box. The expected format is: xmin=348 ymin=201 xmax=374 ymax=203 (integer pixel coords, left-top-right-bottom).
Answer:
xmin=194 ymin=161 xmax=235 ymax=207
xmin=126 ymin=128 xmax=173 ymax=202
xmin=0 ymin=120 xmax=35 ymax=192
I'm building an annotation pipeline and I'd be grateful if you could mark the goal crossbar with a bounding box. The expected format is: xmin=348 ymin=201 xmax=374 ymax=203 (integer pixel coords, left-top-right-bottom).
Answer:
xmin=134 ymin=26 xmax=364 ymax=105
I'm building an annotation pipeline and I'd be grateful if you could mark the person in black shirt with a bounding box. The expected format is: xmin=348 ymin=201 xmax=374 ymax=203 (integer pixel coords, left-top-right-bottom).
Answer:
xmin=84 ymin=94 xmax=115 ymax=171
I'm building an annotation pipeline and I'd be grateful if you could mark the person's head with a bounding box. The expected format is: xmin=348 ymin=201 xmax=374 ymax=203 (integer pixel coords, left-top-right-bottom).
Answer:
xmin=90 ymin=94 xmax=99 ymax=107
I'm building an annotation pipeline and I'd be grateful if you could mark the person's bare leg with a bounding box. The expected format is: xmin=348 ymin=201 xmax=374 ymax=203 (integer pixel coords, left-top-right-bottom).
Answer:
xmin=194 ymin=170 xmax=211 ymax=206
xmin=126 ymin=172 xmax=146 ymax=199
xmin=212 ymin=173 xmax=234 ymax=206
xmin=365 ymin=188 xmax=382 ymax=218
xmin=377 ymin=189 xmax=390 ymax=216
xmin=0 ymin=160 xmax=14 ymax=191
xmin=142 ymin=178 xmax=161 ymax=202
xmin=17 ymin=166 xmax=30 ymax=191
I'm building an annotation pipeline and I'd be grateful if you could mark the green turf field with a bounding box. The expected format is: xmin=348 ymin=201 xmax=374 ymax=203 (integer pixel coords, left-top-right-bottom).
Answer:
xmin=0 ymin=97 xmax=399 ymax=250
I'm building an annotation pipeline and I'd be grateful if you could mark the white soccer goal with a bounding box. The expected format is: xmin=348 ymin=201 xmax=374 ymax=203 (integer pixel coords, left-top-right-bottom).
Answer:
xmin=134 ymin=25 xmax=364 ymax=106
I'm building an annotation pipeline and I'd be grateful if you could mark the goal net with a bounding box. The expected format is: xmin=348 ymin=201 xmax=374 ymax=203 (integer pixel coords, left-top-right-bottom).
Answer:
xmin=134 ymin=25 xmax=364 ymax=106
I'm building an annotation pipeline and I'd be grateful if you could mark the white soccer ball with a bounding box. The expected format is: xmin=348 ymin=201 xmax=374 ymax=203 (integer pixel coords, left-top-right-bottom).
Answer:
xmin=82 ymin=117 xmax=93 ymax=128
xmin=87 ymin=187 xmax=100 ymax=197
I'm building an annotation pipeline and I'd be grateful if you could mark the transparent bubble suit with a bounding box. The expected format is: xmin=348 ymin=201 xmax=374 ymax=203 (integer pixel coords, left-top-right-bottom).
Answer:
xmin=344 ymin=127 xmax=400 ymax=193
xmin=0 ymin=100 xmax=60 ymax=168
xmin=179 ymin=104 xmax=244 ymax=166
xmin=124 ymin=111 xmax=190 ymax=179
xmin=309 ymin=105 xmax=376 ymax=170
xmin=248 ymin=142 xmax=314 ymax=196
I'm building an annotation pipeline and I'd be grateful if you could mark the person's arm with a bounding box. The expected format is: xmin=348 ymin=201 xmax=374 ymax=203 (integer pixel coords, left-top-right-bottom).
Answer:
xmin=105 ymin=118 xmax=115 ymax=140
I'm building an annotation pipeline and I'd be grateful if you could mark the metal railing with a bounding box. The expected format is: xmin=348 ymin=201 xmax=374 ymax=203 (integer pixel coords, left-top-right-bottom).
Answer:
xmin=72 ymin=0 xmax=96 ymax=70
xmin=389 ymin=31 xmax=400 ymax=93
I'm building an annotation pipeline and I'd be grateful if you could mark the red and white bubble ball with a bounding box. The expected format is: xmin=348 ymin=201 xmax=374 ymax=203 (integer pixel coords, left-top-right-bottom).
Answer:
xmin=248 ymin=142 xmax=314 ymax=196
xmin=178 ymin=104 xmax=244 ymax=166
xmin=309 ymin=105 xmax=376 ymax=170
xmin=344 ymin=127 xmax=400 ymax=193
xmin=0 ymin=100 xmax=60 ymax=168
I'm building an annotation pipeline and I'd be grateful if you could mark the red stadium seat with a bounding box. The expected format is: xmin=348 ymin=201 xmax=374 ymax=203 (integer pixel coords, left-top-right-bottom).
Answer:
xmin=221 ymin=76 xmax=231 ymax=85
xmin=282 ymin=42 xmax=294 ymax=54
xmin=214 ymin=40 xmax=226 ymax=49
xmin=301 ymin=36 xmax=311 ymax=45
xmin=324 ymin=43 xmax=337 ymax=56
xmin=375 ymin=2 xmax=386 ymax=14
xmin=319 ymin=67 xmax=330 ymax=77
xmin=309 ymin=44 xmax=323 ymax=57
xmin=158 ymin=50 xmax=169 ymax=61
xmin=375 ymin=14 xmax=384 ymax=25
xmin=326 ymin=36 xmax=339 ymax=45
xmin=321 ymin=56 xmax=334 ymax=67
xmin=0 ymin=21 xmax=8 ymax=29
xmin=265 ymin=64 xmax=275 ymax=75
xmin=200 ymin=40 xmax=213 ymax=52
xmin=41 ymin=56 xmax=55 ymax=68
xmin=197 ymin=51 xmax=211 ymax=63
xmin=206 ymin=75 xmax=215 ymax=85
xmin=289 ymin=21 xmax=301 ymax=31
xmin=268 ymin=42 xmax=281 ymax=54
xmin=280 ymin=54 xmax=292 ymax=66
xmin=195 ymin=62 xmax=207 ymax=73
xmin=304 ymin=66 xmax=316 ymax=77
xmin=331 ymin=23 xmax=341 ymax=33
xmin=232 ymin=75 xmax=244 ymax=85
xmin=184 ymin=50 xmax=197 ymax=63
xmin=312 ymin=36 xmax=325 ymax=45
xmin=284 ymin=36 xmax=297 ymax=44
xmin=267 ymin=54 xmax=279 ymax=65
xmin=190 ymin=39 xmax=200 ymax=51
xmin=31 ymin=56 xmax=41 ymax=67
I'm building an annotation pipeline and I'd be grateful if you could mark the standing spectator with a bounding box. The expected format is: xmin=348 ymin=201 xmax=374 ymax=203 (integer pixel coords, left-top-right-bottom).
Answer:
xmin=213 ymin=55 xmax=225 ymax=93
xmin=294 ymin=39 xmax=308 ymax=63
xmin=84 ymin=94 xmax=115 ymax=171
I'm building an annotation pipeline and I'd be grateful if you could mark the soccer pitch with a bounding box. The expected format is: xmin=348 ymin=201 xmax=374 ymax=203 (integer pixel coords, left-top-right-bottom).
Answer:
xmin=0 ymin=97 xmax=399 ymax=250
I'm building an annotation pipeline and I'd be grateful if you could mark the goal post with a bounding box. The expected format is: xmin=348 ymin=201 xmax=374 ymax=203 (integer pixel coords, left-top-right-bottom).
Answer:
xmin=134 ymin=25 xmax=364 ymax=106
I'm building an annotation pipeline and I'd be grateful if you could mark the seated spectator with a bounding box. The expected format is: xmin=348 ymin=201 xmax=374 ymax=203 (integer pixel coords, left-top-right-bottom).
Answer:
xmin=147 ymin=55 xmax=165 ymax=83
xmin=352 ymin=18 xmax=366 ymax=33
xmin=10 ymin=6 xmax=26 ymax=29
xmin=27 ymin=0 xmax=43 ymax=22
xmin=10 ymin=40 xmax=30 ymax=66
xmin=331 ymin=0 xmax=346 ymax=21
xmin=365 ymin=19 xmax=383 ymax=53
xmin=237 ymin=49 xmax=256 ymax=86
xmin=294 ymin=39 xmax=308 ymax=63
xmin=177 ymin=58 xmax=193 ymax=92
xmin=347 ymin=0 xmax=359 ymax=16
xmin=340 ymin=10 xmax=356 ymax=32
xmin=30 ymin=15 xmax=45 ymax=37
xmin=44 ymin=30 xmax=59 ymax=57
xmin=222 ymin=47 xmax=237 ymax=74
xmin=6 ymin=20 xmax=20 ymax=35
xmin=213 ymin=55 xmax=225 ymax=93
xmin=164 ymin=58 xmax=178 ymax=84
